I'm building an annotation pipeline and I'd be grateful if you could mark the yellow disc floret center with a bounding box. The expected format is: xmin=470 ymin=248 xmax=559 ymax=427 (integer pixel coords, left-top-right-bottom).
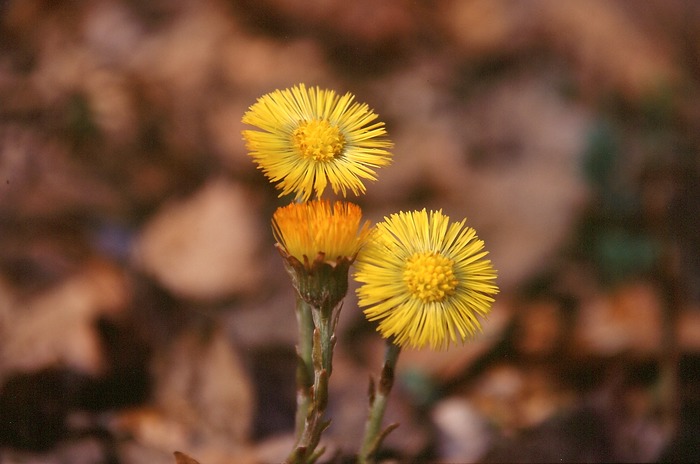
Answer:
xmin=403 ymin=252 xmax=458 ymax=303
xmin=292 ymin=119 xmax=345 ymax=161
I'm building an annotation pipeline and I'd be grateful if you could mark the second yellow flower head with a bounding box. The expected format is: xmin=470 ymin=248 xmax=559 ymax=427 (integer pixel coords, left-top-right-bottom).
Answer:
xmin=355 ymin=209 xmax=499 ymax=350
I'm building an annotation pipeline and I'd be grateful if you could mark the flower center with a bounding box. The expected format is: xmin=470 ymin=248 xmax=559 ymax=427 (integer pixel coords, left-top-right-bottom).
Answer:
xmin=292 ymin=119 xmax=345 ymax=161
xmin=403 ymin=251 xmax=458 ymax=303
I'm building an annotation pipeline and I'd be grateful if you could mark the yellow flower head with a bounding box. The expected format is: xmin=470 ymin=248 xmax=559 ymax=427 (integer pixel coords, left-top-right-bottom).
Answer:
xmin=273 ymin=200 xmax=372 ymax=267
xmin=242 ymin=84 xmax=393 ymax=201
xmin=355 ymin=209 xmax=499 ymax=350
xmin=274 ymin=200 xmax=372 ymax=309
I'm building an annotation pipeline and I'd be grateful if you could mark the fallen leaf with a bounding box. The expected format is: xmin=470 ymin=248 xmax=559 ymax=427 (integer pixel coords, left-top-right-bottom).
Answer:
xmin=174 ymin=451 xmax=201 ymax=464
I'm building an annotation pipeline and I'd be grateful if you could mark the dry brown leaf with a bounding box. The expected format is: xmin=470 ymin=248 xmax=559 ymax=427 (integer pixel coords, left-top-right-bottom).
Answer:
xmin=174 ymin=451 xmax=201 ymax=464
xmin=133 ymin=179 xmax=263 ymax=301
xmin=0 ymin=260 xmax=128 ymax=376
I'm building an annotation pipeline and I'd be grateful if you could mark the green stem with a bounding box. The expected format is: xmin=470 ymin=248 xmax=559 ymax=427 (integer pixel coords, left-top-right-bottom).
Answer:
xmin=294 ymin=298 xmax=315 ymax=441
xmin=358 ymin=341 xmax=401 ymax=464
xmin=312 ymin=302 xmax=337 ymax=376
xmin=286 ymin=301 xmax=339 ymax=464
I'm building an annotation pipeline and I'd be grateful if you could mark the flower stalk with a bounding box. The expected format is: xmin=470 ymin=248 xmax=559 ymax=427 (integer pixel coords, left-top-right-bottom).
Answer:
xmin=278 ymin=248 xmax=356 ymax=463
xmin=285 ymin=259 xmax=346 ymax=464
xmin=271 ymin=200 xmax=372 ymax=462
xmin=287 ymin=300 xmax=340 ymax=464
xmin=358 ymin=341 xmax=402 ymax=464
xmin=354 ymin=209 xmax=498 ymax=459
xmin=294 ymin=298 xmax=314 ymax=440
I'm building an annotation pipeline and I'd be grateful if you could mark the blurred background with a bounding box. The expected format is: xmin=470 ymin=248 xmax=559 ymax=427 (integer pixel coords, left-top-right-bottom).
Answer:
xmin=1 ymin=0 xmax=699 ymax=462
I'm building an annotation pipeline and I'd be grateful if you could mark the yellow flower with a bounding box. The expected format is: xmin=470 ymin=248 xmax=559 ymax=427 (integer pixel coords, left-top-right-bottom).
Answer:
xmin=273 ymin=200 xmax=371 ymax=266
xmin=355 ymin=209 xmax=498 ymax=350
xmin=242 ymin=84 xmax=393 ymax=201
xmin=273 ymin=200 xmax=372 ymax=309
